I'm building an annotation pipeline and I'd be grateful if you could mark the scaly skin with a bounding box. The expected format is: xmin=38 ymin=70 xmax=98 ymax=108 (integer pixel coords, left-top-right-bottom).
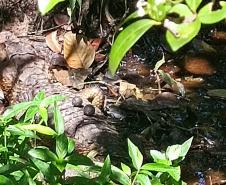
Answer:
xmin=1 ymin=33 xmax=125 ymax=157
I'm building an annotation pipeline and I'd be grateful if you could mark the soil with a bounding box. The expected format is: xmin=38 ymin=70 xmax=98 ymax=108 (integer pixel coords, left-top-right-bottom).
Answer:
xmin=1 ymin=1 xmax=226 ymax=184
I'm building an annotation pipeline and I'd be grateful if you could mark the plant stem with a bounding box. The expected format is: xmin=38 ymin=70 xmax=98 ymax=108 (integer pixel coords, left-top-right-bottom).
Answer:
xmin=132 ymin=169 xmax=140 ymax=185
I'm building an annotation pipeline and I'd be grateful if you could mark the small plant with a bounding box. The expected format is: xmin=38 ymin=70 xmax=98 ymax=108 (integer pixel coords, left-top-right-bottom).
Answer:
xmin=0 ymin=91 xmax=193 ymax=184
xmin=109 ymin=137 xmax=193 ymax=185
xmin=109 ymin=0 xmax=226 ymax=74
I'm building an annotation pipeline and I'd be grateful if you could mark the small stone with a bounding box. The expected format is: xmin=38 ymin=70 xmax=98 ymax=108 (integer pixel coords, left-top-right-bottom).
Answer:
xmin=72 ymin=96 xmax=83 ymax=107
xmin=83 ymin=104 xmax=95 ymax=116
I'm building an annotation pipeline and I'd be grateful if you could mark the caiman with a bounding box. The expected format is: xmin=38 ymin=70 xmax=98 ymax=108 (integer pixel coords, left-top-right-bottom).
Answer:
xmin=0 ymin=31 xmax=126 ymax=157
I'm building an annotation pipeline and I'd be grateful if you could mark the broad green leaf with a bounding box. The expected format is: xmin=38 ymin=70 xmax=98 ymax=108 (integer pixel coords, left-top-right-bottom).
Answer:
xmin=54 ymin=104 xmax=64 ymax=135
xmin=166 ymin=144 xmax=182 ymax=161
xmin=66 ymin=153 xmax=94 ymax=166
xmin=136 ymin=174 xmax=151 ymax=185
xmin=110 ymin=165 xmax=131 ymax=185
xmin=141 ymin=163 xmax=181 ymax=181
xmin=180 ymin=137 xmax=193 ymax=158
xmin=150 ymin=150 xmax=171 ymax=165
xmin=56 ymin=134 xmax=68 ymax=160
xmin=6 ymin=125 xmax=38 ymax=138
xmin=198 ymin=2 xmax=226 ymax=24
xmin=166 ymin=18 xmax=201 ymax=51
xmin=67 ymin=137 xmax=75 ymax=154
xmin=38 ymin=107 xmax=48 ymax=124
xmin=30 ymin=158 xmax=52 ymax=180
xmin=38 ymin=0 xmax=65 ymax=15
xmin=28 ymin=147 xmax=57 ymax=161
xmin=121 ymin=163 xmax=131 ymax=176
xmin=169 ymin=3 xmax=193 ymax=17
xmin=185 ymin=0 xmax=202 ymax=12
xmin=109 ymin=19 xmax=160 ymax=75
xmin=40 ymin=95 xmax=65 ymax=108
xmin=20 ymin=124 xmax=57 ymax=136
xmin=97 ymin=155 xmax=111 ymax=184
xmin=127 ymin=139 xmax=143 ymax=170
xmin=2 ymin=101 xmax=34 ymax=121
xmin=24 ymin=106 xmax=39 ymax=123
xmin=0 ymin=175 xmax=14 ymax=185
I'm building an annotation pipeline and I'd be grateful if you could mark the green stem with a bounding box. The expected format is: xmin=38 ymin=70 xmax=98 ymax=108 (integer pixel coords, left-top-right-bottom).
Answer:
xmin=131 ymin=169 xmax=140 ymax=185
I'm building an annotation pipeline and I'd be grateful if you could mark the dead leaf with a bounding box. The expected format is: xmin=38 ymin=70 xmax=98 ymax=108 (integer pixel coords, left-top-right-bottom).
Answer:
xmin=46 ymin=31 xmax=62 ymax=53
xmin=52 ymin=68 xmax=72 ymax=86
xmin=119 ymin=81 xmax=143 ymax=99
xmin=64 ymin=32 xmax=95 ymax=69
xmin=69 ymin=68 xmax=92 ymax=89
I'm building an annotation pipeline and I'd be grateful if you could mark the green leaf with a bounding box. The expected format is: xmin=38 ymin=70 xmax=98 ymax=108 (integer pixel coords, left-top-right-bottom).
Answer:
xmin=67 ymin=137 xmax=75 ymax=154
xmin=166 ymin=18 xmax=201 ymax=51
xmin=40 ymin=95 xmax=65 ymax=108
xmin=24 ymin=106 xmax=39 ymax=123
xmin=185 ymin=0 xmax=202 ymax=12
xmin=38 ymin=0 xmax=65 ymax=15
xmin=136 ymin=174 xmax=151 ymax=185
xmin=109 ymin=19 xmax=160 ymax=75
xmin=110 ymin=165 xmax=131 ymax=185
xmin=34 ymin=91 xmax=45 ymax=101
xmin=141 ymin=163 xmax=181 ymax=181
xmin=150 ymin=150 xmax=171 ymax=165
xmin=128 ymin=139 xmax=143 ymax=170
xmin=97 ymin=155 xmax=111 ymax=184
xmin=0 ymin=175 xmax=15 ymax=185
xmin=56 ymin=134 xmax=68 ymax=160
xmin=169 ymin=3 xmax=193 ymax=17
xmin=121 ymin=163 xmax=131 ymax=176
xmin=28 ymin=147 xmax=57 ymax=161
xmin=31 ymin=158 xmax=53 ymax=180
xmin=180 ymin=137 xmax=193 ymax=158
xmin=0 ymin=163 xmax=27 ymax=174
xmin=198 ymin=1 xmax=226 ymax=24
xmin=38 ymin=107 xmax=48 ymax=124
xmin=54 ymin=104 xmax=64 ymax=135
xmin=20 ymin=124 xmax=57 ymax=136
xmin=2 ymin=101 xmax=34 ymax=121
xmin=166 ymin=144 xmax=182 ymax=161
xmin=6 ymin=125 xmax=38 ymax=138
xmin=66 ymin=153 xmax=94 ymax=166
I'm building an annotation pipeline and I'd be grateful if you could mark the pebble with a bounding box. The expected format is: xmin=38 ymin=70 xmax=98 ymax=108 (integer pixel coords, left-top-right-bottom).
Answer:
xmin=72 ymin=96 xmax=83 ymax=107
xmin=83 ymin=104 xmax=95 ymax=116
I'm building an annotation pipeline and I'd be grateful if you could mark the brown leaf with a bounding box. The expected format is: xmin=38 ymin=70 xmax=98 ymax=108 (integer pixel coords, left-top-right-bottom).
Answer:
xmin=52 ymin=68 xmax=72 ymax=86
xmin=69 ymin=68 xmax=92 ymax=89
xmin=64 ymin=32 xmax=95 ymax=69
xmin=46 ymin=31 xmax=62 ymax=53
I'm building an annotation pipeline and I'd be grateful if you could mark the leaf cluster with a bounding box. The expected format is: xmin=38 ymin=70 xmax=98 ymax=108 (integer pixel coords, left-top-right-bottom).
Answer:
xmin=0 ymin=91 xmax=193 ymax=184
